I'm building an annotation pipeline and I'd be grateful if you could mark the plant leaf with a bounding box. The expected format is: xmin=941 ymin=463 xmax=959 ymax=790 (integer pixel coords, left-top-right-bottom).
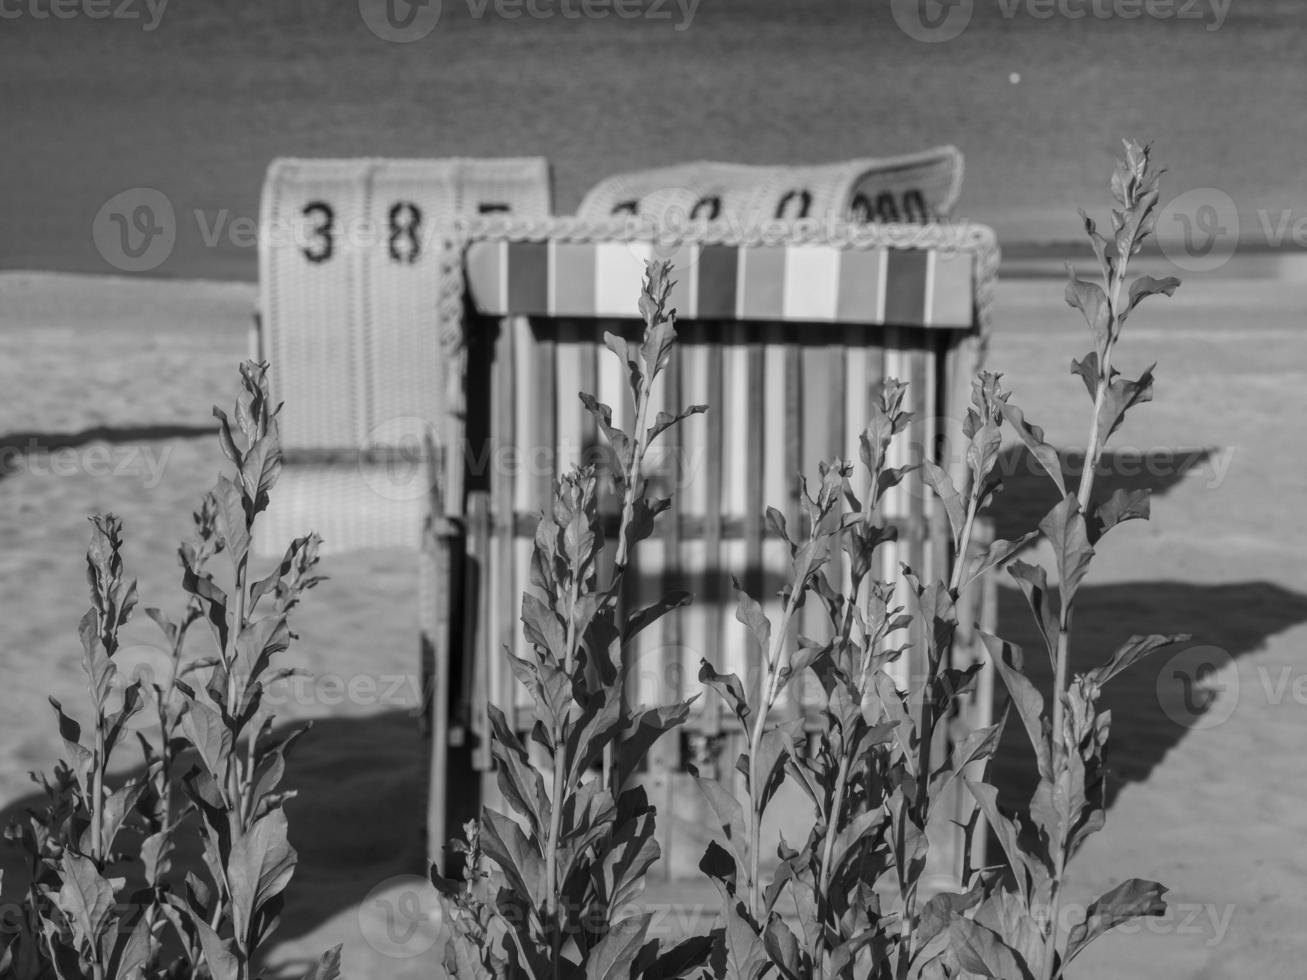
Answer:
xmin=979 ymin=633 xmax=1050 ymax=781
xmin=1038 ymin=494 xmax=1094 ymax=602
xmin=1065 ymin=268 xmax=1110 ymax=346
xmin=1001 ymin=403 xmax=1067 ymax=497
xmin=950 ymin=912 xmax=1036 ymax=980
xmin=1065 ymin=879 xmax=1168 ymax=963
xmin=481 ymin=808 xmax=545 ymax=900
xmin=698 ymin=660 xmax=751 ymax=726
xmin=585 ymin=914 xmax=650 ymax=980
xmin=303 ymin=946 xmax=344 ymax=980
xmin=227 ymin=809 xmax=297 ymax=946
xmin=1085 ymin=633 xmax=1191 ymax=689
xmin=921 ymin=460 xmax=966 ymax=543
xmin=1090 ymin=487 xmax=1150 ymax=545
xmin=1006 ymin=561 xmax=1059 ymax=666
xmin=57 ymin=853 xmax=115 ymax=951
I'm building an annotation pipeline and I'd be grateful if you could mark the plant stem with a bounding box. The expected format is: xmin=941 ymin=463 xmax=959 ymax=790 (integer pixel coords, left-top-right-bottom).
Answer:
xmin=602 ymin=353 xmax=655 ymax=794
xmin=746 ymin=551 xmax=808 ymax=922
xmin=546 ymin=571 xmax=581 ymax=978
xmin=1042 ymin=256 xmax=1126 ymax=980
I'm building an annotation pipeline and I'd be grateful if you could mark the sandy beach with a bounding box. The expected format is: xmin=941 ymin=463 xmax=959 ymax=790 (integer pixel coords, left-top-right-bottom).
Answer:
xmin=2 ymin=267 xmax=1305 ymax=977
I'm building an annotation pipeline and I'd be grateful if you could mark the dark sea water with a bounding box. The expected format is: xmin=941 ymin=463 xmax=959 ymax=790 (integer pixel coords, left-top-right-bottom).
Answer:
xmin=2 ymin=0 xmax=1302 ymax=279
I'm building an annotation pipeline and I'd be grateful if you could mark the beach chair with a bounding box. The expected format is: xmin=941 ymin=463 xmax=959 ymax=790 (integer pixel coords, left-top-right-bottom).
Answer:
xmin=253 ymin=157 xmax=552 ymax=859
xmin=575 ymin=146 xmax=964 ymax=228
xmin=253 ymin=157 xmax=552 ymax=555
xmin=452 ymin=212 xmax=998 ymax=886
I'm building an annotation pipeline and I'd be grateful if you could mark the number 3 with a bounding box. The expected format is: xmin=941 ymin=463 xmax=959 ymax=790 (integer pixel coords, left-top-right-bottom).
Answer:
xmin=301 ymin=201 xmax=334 ymax=264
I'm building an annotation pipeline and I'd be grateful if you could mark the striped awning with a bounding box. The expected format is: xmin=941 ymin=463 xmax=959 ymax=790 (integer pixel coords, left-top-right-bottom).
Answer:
xmin=464 ymin=239 xmax=977 ymax=327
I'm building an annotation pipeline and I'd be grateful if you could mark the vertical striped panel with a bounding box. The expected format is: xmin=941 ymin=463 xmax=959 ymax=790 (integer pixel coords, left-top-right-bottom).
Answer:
xmin=783 ymin=246 xmax=841 ymax=321
xmin=836 ymin=247 xmax=887 ymax=324
xmin=919 ymin=332 xmax=939 ymax=586
xmin=721 ymin=324 xmax=751 ymax=685
xmin=491 ymin=320 xmax=519 ymax=725
xmin=507 ymin=242 xmax=548 ymax=314
xmin=739 ymin=248 xmax=787 ymax=320
xmin=743 ymin=330 xmax=767 ymax=705
xmin=929 ymin=250 xmax=974 ymax=327
xmin=697 ymin=248 xmax=738 ymax=319
xmin=579 ymin=323 xmax=600 ymax=457
xmin=633 ymin=338 xmax=672 ymax=710
xmin=781 ymin=328 xmax=804 ymax=716
xmin=662 ymin=242 xmax=697 ymax=320
xmin=884 ymin=250 xmax=929 ymax=325
xmin=881 ymin=328 xmax=911 ymax=691
xmin=702 ymin=339 xmax=726 ymax=733
xmin=595 ymin=319 xmax=628 ymax=652
xmin=761 ymin=327 xmax=790 ymax=711
xmin=797 ymin=339 xmax=828 ymax=664
xmin=660 ymin=333 xmax=688 ymax=711
xmin=554 ymin=321 xmax=586 ymax=473
xmin=678 ymin=326 xmax=712 ymax=726
xmin=596 ymin=243 xmax=652 ymax=316
xmin=552 ymin=244 xmax=597 ymax=316
xmin=512 ymin=317 xmax=536 ymax=708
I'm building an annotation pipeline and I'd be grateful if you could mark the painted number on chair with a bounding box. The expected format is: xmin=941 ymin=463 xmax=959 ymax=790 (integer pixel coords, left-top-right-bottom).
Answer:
xmin=297 ymin=199 xmax=440 ymax=265
xmin=301 ymin=201 xmax=335 ymax=264
xmin=849 ymin=189 xmax=929 ymax=224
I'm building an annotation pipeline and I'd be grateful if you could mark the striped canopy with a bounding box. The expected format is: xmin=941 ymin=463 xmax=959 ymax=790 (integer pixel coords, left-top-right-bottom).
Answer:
xmin=464 ymin=237 xmax=982 ymax=328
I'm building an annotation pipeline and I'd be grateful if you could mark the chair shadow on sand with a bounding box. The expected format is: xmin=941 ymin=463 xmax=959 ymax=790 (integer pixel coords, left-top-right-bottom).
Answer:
xmin=1 ymin=445 xmax=1305 ymax=964
xmin=0 ymin=425 xmax=215 ymax=482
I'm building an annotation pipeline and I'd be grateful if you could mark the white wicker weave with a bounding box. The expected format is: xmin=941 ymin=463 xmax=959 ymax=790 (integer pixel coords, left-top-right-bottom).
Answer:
xmin=255 ymin=157 xmax=552 ymax=556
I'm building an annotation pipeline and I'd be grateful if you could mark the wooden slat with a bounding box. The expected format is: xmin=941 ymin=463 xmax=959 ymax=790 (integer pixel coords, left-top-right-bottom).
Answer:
xmin=798 ymin=337 xmax=828 ymax=674
xmin=513 ymin=318 xmax=538 ymax=691
xmin=760 ymin=325 xmax=790 ymax=712
xmin=492 ymin=319 xmax=518 ymax=730
xmin=743 ymin=326 xmax=766 ymax=705
xmin=702 ymin=336 xmax=725 ymax=734
xmin=678 ymin=324 xmax=712 ymax=730
xmin=721 ymin=324 xmax=751 ymax=687
xmin=781 ymin=326 xmax=803 ymax=718
xmin=555 ymin=320 xmax=585 ymax=473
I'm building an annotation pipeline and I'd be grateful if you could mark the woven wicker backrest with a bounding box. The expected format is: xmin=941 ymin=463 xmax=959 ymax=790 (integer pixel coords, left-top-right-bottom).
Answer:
xmin=258 ymin=157 xmax=553 ymax=453
xmin=575 ymin=147 xmax=964 ymax=228
xmin=254 ymin=157 xmax=552 ymax=555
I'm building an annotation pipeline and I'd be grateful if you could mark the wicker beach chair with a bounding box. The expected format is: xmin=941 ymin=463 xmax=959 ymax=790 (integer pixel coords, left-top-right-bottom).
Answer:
xmin=576 ymin=146 xmax=964 ymax=228
xmin=253 ymin=156 xmax=552 ymax=556
xmin=454 ymin=214 xmax=999 ymax=884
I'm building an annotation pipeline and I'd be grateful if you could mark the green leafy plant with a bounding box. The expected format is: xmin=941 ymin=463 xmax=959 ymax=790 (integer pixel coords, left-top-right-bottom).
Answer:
xmin=941 ymin=139 xmax=1187 ymax=980
xmin=2 ymin=363 xmax=340 ymax=980
xmin=432 ymin=263 xmax=712 ymax=980
xmin=437 ymin=140 xmax=1187 ymax=980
